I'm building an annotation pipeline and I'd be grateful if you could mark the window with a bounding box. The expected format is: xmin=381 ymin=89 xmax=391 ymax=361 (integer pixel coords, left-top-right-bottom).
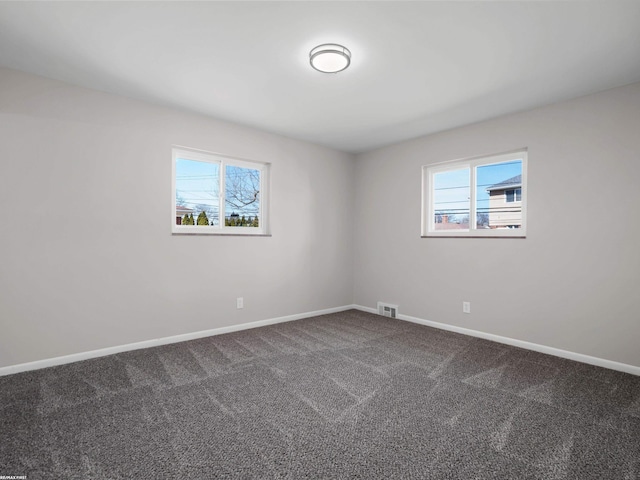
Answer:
xmin=422 ymin=149 xmax=527 ymax=237
xmin=172 ymin=147 xmax=269 ymax=235
xmin=505 ymin=188 xmax=522 ymax=203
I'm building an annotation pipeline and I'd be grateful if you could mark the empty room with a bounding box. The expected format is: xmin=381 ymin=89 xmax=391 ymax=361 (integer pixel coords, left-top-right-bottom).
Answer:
xmin=1 ymin=1 xmax=639 ymax=479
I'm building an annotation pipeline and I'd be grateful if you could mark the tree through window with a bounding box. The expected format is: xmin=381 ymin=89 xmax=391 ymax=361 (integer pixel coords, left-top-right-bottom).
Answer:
xmin=172 ymin=147 xmax=269 ymax=235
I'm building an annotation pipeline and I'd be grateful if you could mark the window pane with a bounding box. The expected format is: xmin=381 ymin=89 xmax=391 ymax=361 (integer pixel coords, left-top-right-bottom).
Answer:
xmin=433 ymin=168 xmax=470 ymax=230
xmin=506 ymin=190 xmax=515 ymax=203
xmin=478 ymin=160 xmax=523 ymax=230
xmin=225 ymin=165 xmax=261 ymax=227
xmin=175 ymin=158 xmax=220 ymax=226
xmin=423 ymin=149 xmax=526 ymax=238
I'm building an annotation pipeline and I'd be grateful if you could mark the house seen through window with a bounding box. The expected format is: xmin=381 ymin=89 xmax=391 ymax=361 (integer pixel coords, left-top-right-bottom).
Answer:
xmin=423 ymin=149 xmax=527 ymax=237
xmin=172 ymin=147 xmax=269 ymax=235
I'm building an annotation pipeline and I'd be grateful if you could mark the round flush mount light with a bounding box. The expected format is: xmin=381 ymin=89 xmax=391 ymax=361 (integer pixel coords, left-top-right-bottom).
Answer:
xmin=309 ymin=44 xmax=351 ymax=73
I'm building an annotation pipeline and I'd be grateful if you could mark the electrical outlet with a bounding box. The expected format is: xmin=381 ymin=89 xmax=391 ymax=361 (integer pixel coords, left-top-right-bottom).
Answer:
xmin=463 ymin=301 xmax=471 ymax=314
xmin=237 ymin=297 xmax=244 ymax=309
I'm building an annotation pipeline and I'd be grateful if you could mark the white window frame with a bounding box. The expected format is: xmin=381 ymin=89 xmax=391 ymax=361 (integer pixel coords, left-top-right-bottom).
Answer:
xmin=422 ymin=149 xmax=527 ymax=238
xmin=172 ymin=146 xmax=270 ymax=235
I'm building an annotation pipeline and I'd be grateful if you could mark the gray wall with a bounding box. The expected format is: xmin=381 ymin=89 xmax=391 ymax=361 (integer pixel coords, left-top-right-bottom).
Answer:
xmin=0 ymin=68 xmax=355 ymax=368
xmin=353 ymin=82 xmax=640 ymax=367
xmin=2 ymin=67 xmax=639 ymax=370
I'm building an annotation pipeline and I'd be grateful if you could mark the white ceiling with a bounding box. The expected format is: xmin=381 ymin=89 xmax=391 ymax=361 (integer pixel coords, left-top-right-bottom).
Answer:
xmin=1 ymin=1 xmax=639 ymax=153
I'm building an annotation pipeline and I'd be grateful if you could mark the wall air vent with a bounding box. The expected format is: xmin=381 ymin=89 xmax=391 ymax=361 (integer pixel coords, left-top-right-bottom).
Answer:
xmin=377 ymin=302 xmax=398 ymax=319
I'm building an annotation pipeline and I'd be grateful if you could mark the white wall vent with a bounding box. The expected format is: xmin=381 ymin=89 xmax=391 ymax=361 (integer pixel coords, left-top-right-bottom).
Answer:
xmin=377 ymin=302 xmax=398 ymax=319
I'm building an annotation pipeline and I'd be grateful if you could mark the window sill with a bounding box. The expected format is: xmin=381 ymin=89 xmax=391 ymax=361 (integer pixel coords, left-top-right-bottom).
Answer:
xmin=173 ymin=232 xmax=271 ymax=237
xmin=421 ymin=235 xmax=526 ymax=239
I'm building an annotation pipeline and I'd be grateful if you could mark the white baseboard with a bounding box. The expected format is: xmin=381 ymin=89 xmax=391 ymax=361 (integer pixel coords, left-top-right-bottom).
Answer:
xmin=353 ymin=305 xmax=640 ymax=377
xmin=357 ymin=305 xmax=378 ymax=315
xmin=4 ymin=304 xmax=638 ymax=378
xmin=0 ymin=304 xmax=356 ymax=377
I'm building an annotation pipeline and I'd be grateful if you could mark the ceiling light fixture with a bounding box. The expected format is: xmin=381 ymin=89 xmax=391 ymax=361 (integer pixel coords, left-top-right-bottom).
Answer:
xmin=309 ymin=44 xmax=351 ymax=73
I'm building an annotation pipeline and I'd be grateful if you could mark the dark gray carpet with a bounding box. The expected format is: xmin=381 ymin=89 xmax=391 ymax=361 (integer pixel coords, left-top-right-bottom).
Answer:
xmin=1 ymin=310 xmax=639 ymax=479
